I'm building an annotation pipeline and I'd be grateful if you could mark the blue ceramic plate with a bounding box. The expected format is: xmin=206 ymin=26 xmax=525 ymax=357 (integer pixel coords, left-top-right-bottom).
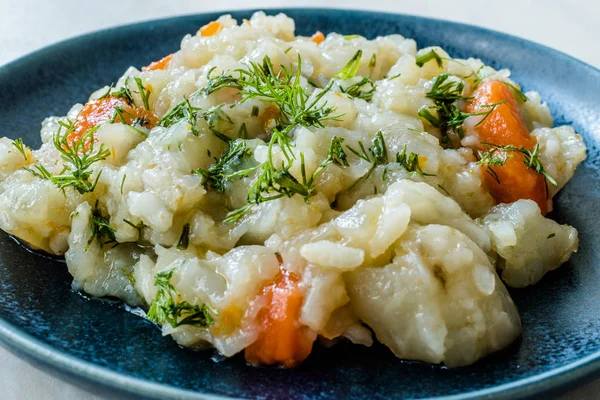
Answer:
xmin=1 ymin=8 xmax=599 ymax=400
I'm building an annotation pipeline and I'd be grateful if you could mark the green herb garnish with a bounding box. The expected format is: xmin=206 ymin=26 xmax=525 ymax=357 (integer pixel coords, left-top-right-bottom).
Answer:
xmin=147 ymin=268 xmax=216 ymax=328
xmin=369 ymin=54 xmax=377 ymax=68
xmin=132 ymin=77 xmax=152 ymax=110
xmin=418 ymin=74 xmax=504 ymax=148
xmin=86 ymin=200 xmax=117 ymax=250
xmin=224 ymin=134 xmax=348 ymax=223
xmin=505 ymin=82 xmax=529 ymax=103
xmin=26 ymin=120 xmax=110 ymax=194
xmin=193 ymin=139 xmax=255 ymax=193
xmin=415 ymin=49 xmax=444 ymax=68
xmin=477 ymin=142 xmax=557 ymax=187
xmin=12 ymin=138 xmax=29 ymax=160
xmin=335 ymin=50 xmax=362 ymax=79
xmin=120 ymin=174 xmax=126 ymax=194
xmin=340 ymin=77 xmax=376 ymax=101
xmin=396 ymin=144 xmax=434 ymax=176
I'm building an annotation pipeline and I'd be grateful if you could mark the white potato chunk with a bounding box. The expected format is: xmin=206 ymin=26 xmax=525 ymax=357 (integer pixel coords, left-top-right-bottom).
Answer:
xmin=532 ymin=126 xmax=586 ymax=195
xmin=346 ymin=224 xmax=522 ymax=367
xmin=65 ymin=202 xmax=143 ymax=305
xmin=481 ymin=199 xmax=578 ymax=287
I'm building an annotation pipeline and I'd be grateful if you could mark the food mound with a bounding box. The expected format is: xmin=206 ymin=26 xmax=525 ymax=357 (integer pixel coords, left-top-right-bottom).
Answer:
xmin=0 ymin=12 xmax=586 ymax=368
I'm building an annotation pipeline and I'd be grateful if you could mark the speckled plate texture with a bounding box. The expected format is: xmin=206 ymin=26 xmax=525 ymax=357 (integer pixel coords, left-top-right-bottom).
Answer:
xmin=0 ymin=8 xmax=599 ymax=400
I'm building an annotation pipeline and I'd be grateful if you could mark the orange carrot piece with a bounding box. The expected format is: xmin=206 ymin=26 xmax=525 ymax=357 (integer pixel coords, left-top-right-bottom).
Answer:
xmin=466 ymin=80 xmax=551 ymax=214
xmin=245 ymin=267 xmax=315 ymax=368
xmin=311 ymin=31 xmax=325 ymax=45
xmin=70 ymin=96 xmax=157 ymax=146
xmin=200 ymin=21 xmax=223 ymax=37
xmin=143 ymin=53 xmax=174 ymax=72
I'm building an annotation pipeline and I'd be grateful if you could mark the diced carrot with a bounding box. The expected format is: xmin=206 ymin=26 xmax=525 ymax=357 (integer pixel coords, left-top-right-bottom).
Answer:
xmin=69 ymin=96 xmax=157 ymax=146
xmin=245 ymin=266 xmax=315 ymax=368
xmin=200 ymin=21 xmax=223 ymax=37
xmin=466 ymin=80 xmax=551 ymax=214
xmin=143 ymin=53 xmax=174 ymax=72
xmin=311 ymin=31 xmax=325 ymax=45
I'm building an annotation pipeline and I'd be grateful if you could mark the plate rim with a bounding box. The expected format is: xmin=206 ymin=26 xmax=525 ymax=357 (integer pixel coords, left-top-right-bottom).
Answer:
xmin=1 ymin=7 xmax=599 ymax=400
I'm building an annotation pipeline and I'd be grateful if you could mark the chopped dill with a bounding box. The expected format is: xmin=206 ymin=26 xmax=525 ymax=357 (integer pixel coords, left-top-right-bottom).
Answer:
xmin=335 ymin=50 xmax=362 ymax=79
xmin=132 ymin=77 xmax=152 ymax=110
xmin=122 ymin=268 xmax=136 ymax=285
xmin=547 ymin=233 xmax=556 ymax=239
xmin=194 ymin=139 xmax=255 ymax=193
xmin=224 ymin=134 xmax=348 ymax=223
xmin=120 ymin=174 xmax=126 ymax=194
xmin=418 ymin=74 xmax=505 ymax=148
xmin=343 ymin=34 xmax=362 ymax=40
xmin=86 ymin=200 xmax=117 ymax=251
xmin=147 ymin=268 xmax=216 ymax=328
xmin=396 ymin=144 xmax=434 ymax=176
xmin=123 ymin=218 xmax=144 ymax=235
xmin=25 ymin=120 xmax=110 ymax=194
xmin=238 ymin=123 xmax=249 ymax=139
xmin=102 ymin=77 xmax=152 ymax=110
xmin=12 ymin=138 xmax=29 ymax=160
xmin=369 ymin=53 xmax=377 ymax=69
xmin=198 ymin=55 xmax=341 ymax=130
xmin=159 ymin=99 xmax=233 ymax=140
xmin=202 ymin=67 xmax=243 ymax=96
xmin=477 ymin=142 xmax=557 ymax=188
xmin=344 ymin=133 xmax=432 ymax=189
xmin=415 ymin=49 xmax=443 ymax=68
xmin=339 ymin=76 xmax=376 ymax=101
xmin=437 ymin=184 xmax=451 ymax=196
xmin=505 ymin=82 xmax=529 ymax=103
xmin=158 ymin=97 xmax=201 ymax=134
xmin=251 ymin=105 xmax=259 ymax=117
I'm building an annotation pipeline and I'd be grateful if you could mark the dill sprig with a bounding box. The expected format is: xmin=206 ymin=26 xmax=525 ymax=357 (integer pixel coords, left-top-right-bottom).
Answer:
xmin=86 ymin=200 xmax=117 ymax=251
xmin=12 ymin=138 xmax=29 ymax=160
xmin=505 ymin=82 xmax=529 ymax=103
xmin=123 ymin=218 xmax=144 ymax=235
xmin=224 ymin=133 xmax=348 ymax=223
xmin=335 ymin=50 xmax=362 ymax=79
xmin=418 ymin=74 xmax=505 ymax=148
xmin=202 ymin=67 xmax=243 ymax=96
xmin=369 ymin=54 xmax=377 ymax=69
xmin=237 ymin=55 xmax=341 ymax=128
xmin=101 ymin=77 xmax=152 ymax=110
xmin=132 ymin=77 xmax=152 ymax=110
xmin=25 ymin=120 xmax=110 ymax=194
xmin=476 ymin=147 xmax=512 ymax=184
xmin=339 ymin=76 xmax=376 ymax=101
xmin=147 ymin=268 xmax=217 ymax=328
xmin=415 ymin=49 xmax=443 ymax=68
xmin=347 ymin=132 xmax=432 ymax=181
xmin=477 ymin=142 xmax=557 ymax=186
xmin=159 ymin=97 xmax=201 ymax=134
xmin=396 ymin=144 xmax=435 ymax=176
xmin=193 ymin=139 xmax=256 ymax=193
xmin=200 ymin=55 xmax=341 ymax=130
xmin=159 ymin=99 xmax=232 ymax=140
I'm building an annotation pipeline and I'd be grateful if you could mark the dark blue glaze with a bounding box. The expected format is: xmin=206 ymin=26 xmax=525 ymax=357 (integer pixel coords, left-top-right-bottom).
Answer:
xmin=1 ymin=8 xmax=600 ymax=400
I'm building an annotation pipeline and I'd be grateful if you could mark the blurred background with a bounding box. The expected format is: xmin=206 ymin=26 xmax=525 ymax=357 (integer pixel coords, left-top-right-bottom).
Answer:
xmin=0 ymin=0 xmax=598 ymax=399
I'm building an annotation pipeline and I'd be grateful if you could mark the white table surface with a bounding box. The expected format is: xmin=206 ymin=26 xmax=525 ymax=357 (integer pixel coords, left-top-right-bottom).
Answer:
xmin=0 ymin=0 xmax=598 ymax=399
